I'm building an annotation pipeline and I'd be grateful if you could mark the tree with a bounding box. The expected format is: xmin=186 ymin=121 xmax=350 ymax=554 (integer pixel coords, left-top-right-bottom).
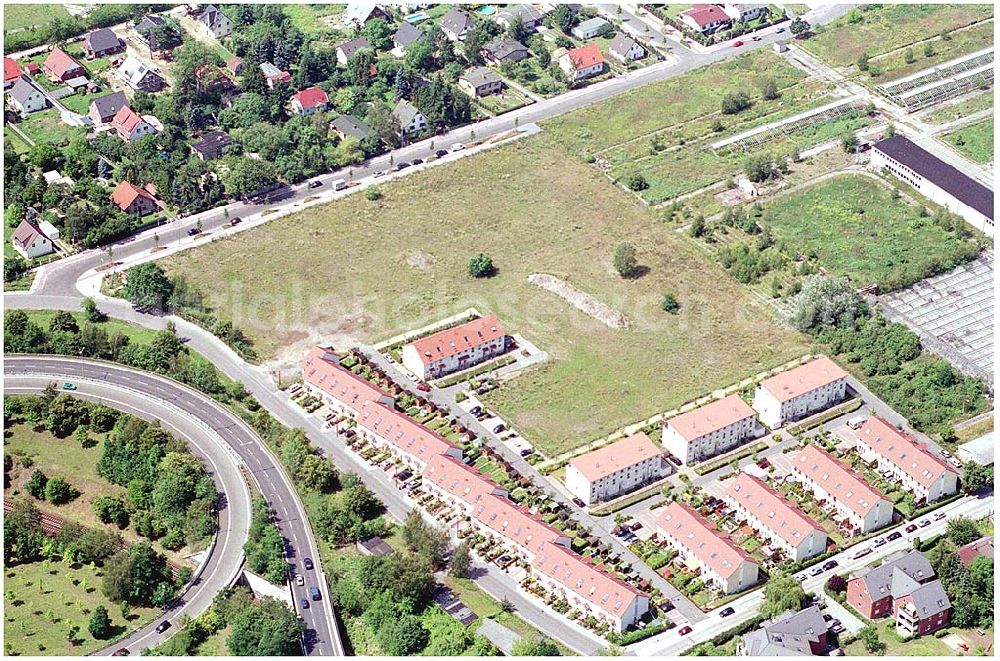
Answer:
xmin=82 ymin=297 xmax=104 ymax=322
xmin=720 ymin=90 xmax=751 ymax=114
xmin=123 ymin=263 xmax=174 ymax=311
xmin=5 ymin=498 xmax=45 ymax=564
xmin=468 ymin=253 xmax=495 ymax=278
xmin=362 ymin=18 xmax=394 ymax=50
xmin=44 ymin=477 xmax=77 ymax=505
xmin=760 ymin=572 xmax=805 ymax=618
xmin=26 ymin=470 xmax=49 ymax=500
xmin=946 ymin=516 xmax=981 ymax=546
xmin=790 ymin=16 xmax=810 ymax=36
xmin=840 ymin=131 xmax=858 ymax=153
xmin=858 ymin=625 xmax=885 ymax=654
xmin=227 ymin=597 xmax=304 ymax=655
xmin=660 ymin=293 xmax=680 ymax=314
xmin=743 ymin=152 xmax=774 ymax=183
xmin=689 ymin=214 xmax=706 ymax=238
xmin=93 ymin=495 xmax=130 ymax=529
xmin=612 ymin=243 xmax=638 ymax=278
xmin=297 ymin=454 xmax=337 ymax=493
xmin=758 ymin=78 xmax=779 ymax=100
xmin=375 ymin=613 xmax=428 ymax=655
xmin=88 ymin=605 xmax=112 ymax=639
xmin=550 ymin=4 xmax=577 ymax=32
xmin=46 ymin=394 xmax=92 ymax=436
xmin=962 ymin=462 xmax=993 ymax=493
xmin=103 ymin=543 xmax=175 ymax=606
xmin=401 ymin=510 xmax=449 ymax=568
xmin=789 ymin=275 xmax=866 ymax=331
xmin=512 ymin=637 xmax=560 ymax=656
xmin=923 ymin=41 xmax=934 ymax=58
xmin=622 ymin=169 xmax=648 ymax=191
xmin=857 ymin=52 xmax=870 ymax=71
xmin=449 ymin=541 xmax=471 ymax=578
xmin=4 ymin=255 xmax=29 ymax=283
xmin=826 ymin=574 xmax=847 ymax=594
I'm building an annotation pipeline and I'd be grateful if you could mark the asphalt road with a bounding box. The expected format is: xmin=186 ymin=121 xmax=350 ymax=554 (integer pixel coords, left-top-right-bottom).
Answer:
xmin=3 ymin=356 xmax=344 ymax=657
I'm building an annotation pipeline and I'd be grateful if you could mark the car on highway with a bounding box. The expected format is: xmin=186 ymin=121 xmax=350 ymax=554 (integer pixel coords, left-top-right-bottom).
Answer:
xmin=230 ymin=217 xmax=242 ymax=225
xmin=155 ymin=621 xmax=171 ymax=633
xmin=823 ymin=560 xmax=838 ymax=571
xmin=300 ymin=598 xmax=310 ymax=609
xmin=296 ymin=574 xmax=304 ymax=586
xmin=719 ymin=607 xmax=735 ymax=618
xmin=678 ymin=626 xmax=693 ymax=636
xmin=733 ymin=40 xmax=744 ymax=47
xmin=309 ymin=180 xmax=323 ymax=188
xmin=435 ymin=149 xmax=448 ymax=158
xmin=303 ymin=557 xmax=314 ymax=570
xmin=372 ymin=170 xmax=386 ymax=178
xmin=310 ymin=586 xmax=321 ymax=601
xmin=887 ymin=531 xmax=903 ymax=541
xmin=450 ymin=143 xmax=466 ymax=152
xmin=62 ymin=382 xmax=77 ymax=390
xmin=752 ymin=35 xmax=762 ymax=41
xmin=905 ymin=523 xmax=918 ymax=533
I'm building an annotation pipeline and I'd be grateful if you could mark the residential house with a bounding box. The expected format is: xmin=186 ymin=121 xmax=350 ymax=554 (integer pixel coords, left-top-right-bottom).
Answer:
xmin=458 ymin=66 xmax=504 ymax=98
xmin=559 ymin=43 xmax=606 ymax=81
xmin=290 ymin=86 xmax=329 ymax=115
xmin=4 ymin=56 xmax=23 ymax=88
xmin=679 ymin=5 xmax=731 ymax=33
xmin=7 ymin=77 xmax=46 ymax=115
xmin=495 ymin=4 xmax=544 ymax=30
xmin=752 ymin=356 xmax=848 ymax=429
xmin=82 ymin=28 xmax=125 ymax=59
xmin=191 ymin=130 xmax=234 ymax=160
xmin=392 ymin=22 xmax=425 ymax=51
xmin=116 ymin=55 xmax=167 ymax=92
xmin=723 ymin=4 xmax=767 ymax=23
xmin=441 ymin=7 xmax=473 ymax=41
xmin=871 ymin=134 xmax=994 ymax=236
xmin=401 ymin=315 xmax=506 ymax=380
xmin=42 ymin=47 xmax=85 ymax=83
xmin=111 ymin=181 xmax=159 ymax=216
xmin=723 ymin=472 xmax=827 ymax=563
xmin=662 ymin=394 xmax=757 ymax=465
xmin=482 ymin=38 xmax=530 ymax=66
xmin=111 ymin=106 xmax=157 ymax=142
xmin=198 ymin=5 xmax=233 ymax=39
xmin=393 ymin=99 xmax=428 ymax=137
xmin=847 ymin=550 xmax=950 ymax=636
xmin=790 ymin=445 xmax=893 ymax=535
xmin=855 ymin=417 xmax=959 ymax=504
xmin=225 ymin=56 xmax=244 ymax=77
xmin=11 ymin=219 xmax=54 ymax=259
xmin=738 ymin=605 xmax=828 ymax=656
xmin=195 ymin=64 xmax=239 ymax=97
xmin=343 ymin=2 xmax=392 ymax=28
xmin=571 ymin=17 xmax=611 ymax=40
xmin=566 ymin=432 xmax=666 ymax=506
xmin=88 ymin=91 xmax=128 ymax=124
xmin=330 ymin=114 xmax=372 ymax=141
xmin=134 ymin=14 xmax=176 ymax=52
xmin=956 ymin=536 xmax=993 ymax=567
xmin=260 ymin=62 xmax=292 ymax=89
xmin=656 ymin=502 xmax=759 ymax=595
xmin=337 ymin=36 xmax=372 ymax=65
xmin=608 ymin=33 xmax=646 ymax=63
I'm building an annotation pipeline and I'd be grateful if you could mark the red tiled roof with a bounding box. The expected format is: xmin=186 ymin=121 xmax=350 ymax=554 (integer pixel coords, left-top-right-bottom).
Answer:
xmin=792 ymin=444 xmax=887 ymax=517
xmin=566 ymin=43 xmax=605 ymax=70
xmin=681 ymin=4 xmax=729 ymax=27
xmin=303 ymin=346 xmax=389 ymax=408
xmin=423 ymin=453 xmax=506 ymax=503
xmin=12 ymin=219 xmax=48 ymax=249
xmin=759 ymin=356 xmax=848 ymax=403
xmin=407 ymin=315 xmax=505 ymax=366
xmin=110 ymin=105 xmax=146 ymax=136
xmin=857 ymin=417 xmax=957 ymax=489
xmin=667 ymin=395 xmax=756 ymax=442
xmin=110 ymin=180 xmax=156 ymax=211
xmin=4 ymin=57 xmax=22 ymax=82
xmin=569 ymin=432 xmax=661 ymax=482
xmin=656 ymin=502 xmax=755 ymax=580
xmin=724 ymin=472 xmax=824 ymax=549
xmin=43 ymin=46 xmax=83 ymax=79
xmin=532 ymin=544 xmax=643 ymax=618
xmin=957 ymin=536 xmax=993 ymax=567
xmin=292 ymin=85 xmax=329 ymax=110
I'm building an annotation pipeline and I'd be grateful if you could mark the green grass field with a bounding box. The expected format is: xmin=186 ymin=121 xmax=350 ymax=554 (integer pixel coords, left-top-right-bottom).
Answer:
xmin=762 ymin=174 xmax=979 ymax=288
xmin=3 ymin=559 xmax=160 ymax=656
xmin=3 ymin=3 xmax=71 ymax=31
xmin=869 ymin=20 xmax=995 ymax=83
xmin=15 ymin=109 xmax=86 ymax=147
xmin=943 ymin=118 xmax=994 ymax=163
xmin=161 ymin=136 xmax=807 ymax=456
xmin=843 ymin=620 xmax=955 ymax=656
xmin=924 ymin=91 xmax=993 ymax=124
xmin=803 ymin=4 xmax=993 ymax=68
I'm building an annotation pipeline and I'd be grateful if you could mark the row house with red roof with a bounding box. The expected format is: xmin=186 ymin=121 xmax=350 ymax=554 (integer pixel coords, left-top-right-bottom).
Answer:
xmin=854 ymin=417 xmax=958 ymax=504
xmin=559 ymin=43 xmax=606 ymax=81
xmin=656 ymin=502 xmax=759 ymax=595
xmin=723 ymin=471 xmax=827 ymax=563
xmin=790 ymin=445 xmax=893 ymax=535
xmin=400 ymin=315 xmax=508 ymax=381
xmin=662 ymin=394 xmax=758 ymax=465
xmin=753 ymin=356 xmax=848 ymax=429
xmin=565 ymin=432 xmax=666 ymax=505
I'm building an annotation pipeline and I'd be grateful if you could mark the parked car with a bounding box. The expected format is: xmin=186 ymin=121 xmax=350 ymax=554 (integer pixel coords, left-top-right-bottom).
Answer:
xmin=872 ymin=537 xmax=886 ymax=547
xmin=155 ymin=621 xmax=171 ymax=633
xmin=630 ymin=522 xmax=643 ymax=531
xmin=752 ymin=35 xmax=762 ymax=41
xmin=853 ymin=547 xmax=872 ymax=559
xmin=303 ymin=557 xmax=314 ymax=570
xmin=933 ymin=511 xmax=947 ymax=521
xmin=416 ymin=383 xmax=431 ymax=392
xmin=572 ymin=497 xmax=585 ymax=508
xmin=333 ymin=178 xmax=348 ymax=190
xmin=62 ymin=382 xmax=77 ymax=390
xmin=775 ymin=27 xmax=785 ymax=33
xmin=620 ymin=531 xmax=636 ymax=542
xmin=719 ymin=607 xmax=735 ymax=618
xmin=310 ymin=586 xmax=321 ymax=600
xmin=920 ymin=518 xmax=933 ymax=527
xmin=940 ymin=449 xmax=952 ymax=458
xmin=372 ymin=170 xmax=386 ymax=178
xmin=469 ymin=406 xmax=482 ymax=415
xmin=905 ymin=523 xmax=918 ymax=533
xmin=112 ymin=648 xmax=130 ymax=656
xmin=831 ymin=623 xmax=845 ymax=633
xmin=395 ymin=161 xmax=410 ymax=170
xmin=519 ymin=449 xmax=533 ymax=457
xmin=308 ymin=180 xmax=323 ymax=188
xmin=678 ymin=626 xmax=693 ymax=636
xmin=493 ymin=424 xmax=506 ymax=434
xmin=230 ymin=217 xmax=242 ymax=225
xmin=435 ymin=149 xmax=448 ymax=158
xmin=450 ymin=143 xmax=466 ymax=152
xmin=733 ymin=40 xmax=744 ymax=47
xmin=823 ymin=613 xmax=833 ymax=622
xmin=187 ymin=227 xmax=201 ymax=236
xmin=300 ymin=598 xmax=310 ymax=609
xmin=411 ymin=158 xmax=424 ymax=165
xmin=823 ymin=560 xmax=838 ymax=571
xmin=887 ymin=531 xmax=902 ymax=541
xmin=810 ymin=566 xmax=824 ymax=576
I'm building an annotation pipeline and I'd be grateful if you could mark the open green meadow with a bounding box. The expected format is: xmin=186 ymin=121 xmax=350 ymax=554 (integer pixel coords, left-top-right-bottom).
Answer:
xmin=4 ymin=3 xmax=71 ymax=31
xmin=943 ymin=119 xmax=994 ymax=163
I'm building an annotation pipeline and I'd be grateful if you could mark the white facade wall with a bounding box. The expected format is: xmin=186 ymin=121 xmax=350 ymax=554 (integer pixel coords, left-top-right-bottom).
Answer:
xmin=401 ymin=334 xmax=506 ymax=381
xmin=559 ymin=55 xmax=604 ymax=81
xmin=727 ymin=497 xmax=826 ymax=563
xmin=10 ymin=89 xmax=45 ymax=114
xmin=565 ymin=455 xmax=663 ymax=506
xmin=753 ymin=377 xmax=847 ymax=429
xmin=680 ymin=14 xmax=728 ymax=33
xmin=610 ymin=41 xmax=646 ymax=63
xmin=14 ymin=233 xmax=53 ymax=259
xmin=791 ymin=464 xmax=893 ymax=534
xmin=658 ymin=529 xmax=758 ymax=594
xmin=662 ymin=415 xmax=755 ymax=465
xmin=856 ymin=441 xmax=958 ymax=503
xmin=870 ymin=148 xmax=994 ymax=236
xmin=534 ymin=571 xmax=647 ymax=632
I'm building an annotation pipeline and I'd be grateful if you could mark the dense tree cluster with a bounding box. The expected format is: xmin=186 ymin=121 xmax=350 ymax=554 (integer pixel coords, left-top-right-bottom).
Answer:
xmin=789 ymin=276 xmax=868 ymax=331
xmin=717 ymin=236 xmax=786 ymax=284
xmin=927 ymin=528 xmax=993 ymax=630
xmin=313 ymin=473 xmax=388 ymax=546
xmin=102 ymin=541 xmax=178 ymax=607
xmin=243 ymin=497 xmax=288 ymax=584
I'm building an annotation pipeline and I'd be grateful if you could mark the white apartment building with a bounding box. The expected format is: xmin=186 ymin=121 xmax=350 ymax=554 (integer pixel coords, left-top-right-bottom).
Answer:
xmin=656 ymin=502 xmax=759 ymax=595
xmin=855 ymin=417 xmax=959 ymax=504
xmin=723 ymin=472 xmax=828 ymax=563
xmin=401 ymin=315 xmax=507 ymax=381
xmin=566 ymin=432 xmax=665 ymax=505
xmin=753 ymin=356 xmax=848 ymax=429
xmin=662 ymin=394 xmax=757 ymax=465
xmin=791 ymin=445 xmax=894 ymax=535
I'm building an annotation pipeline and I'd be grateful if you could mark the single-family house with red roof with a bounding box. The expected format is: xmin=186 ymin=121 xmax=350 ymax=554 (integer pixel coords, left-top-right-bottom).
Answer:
xmin=290 ymin=86 xmax=329 ymax=115
xmin=111 ymin=181 xmax=159 ymax=216
xmin=680 ymin=4 xmax=732 ymax=33
xmin=111 ymin=106 xmax=157 ymax=142
xmin=4 ymin=57 xmax=23 ymax=88
xmin=42 ymin=47 xmax=85 ymax=82
xmin=11 ymin=219 xmax=54 ymax=259
xmin=558 ymin=43 xmax=605 ymax=81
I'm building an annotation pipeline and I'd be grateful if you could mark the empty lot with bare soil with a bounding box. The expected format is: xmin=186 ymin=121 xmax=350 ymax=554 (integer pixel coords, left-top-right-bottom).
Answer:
xmin=161 ymin=135 xmax=808 ymax=455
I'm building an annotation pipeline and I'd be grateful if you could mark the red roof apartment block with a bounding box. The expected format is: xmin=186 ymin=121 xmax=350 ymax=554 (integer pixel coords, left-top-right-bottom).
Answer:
xmin=856 ymin=417 xmax=957 ymax=490
xmin=408 ymin=315 xmax=505 ymax=366
xmin=568 ymin=432 xmax=661 ymax=483
xmin=759 ymin=357 xmax=848 ymax=403
xmin=667 ymin=395 xmax=756 ymax=442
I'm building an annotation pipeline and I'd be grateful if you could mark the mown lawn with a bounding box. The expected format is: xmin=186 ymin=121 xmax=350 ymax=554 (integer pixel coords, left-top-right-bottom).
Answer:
xmin=943 ymin=118 xmax=993 ymax=163
xmin=3 ymin=559 xmax=160 ymax=656
xmin=843 ymin=620 xmax=954 ymax=656
xmin=803 ymin=4 xmax=993 ymax=68
xmin=3 ymin=3 xmax=70 ymax=30
xmin=15 ymin=109 xmax=86 ymax=147
xmin=162 ymin=136 xmax=807 ymax=456
xmin=761 ymin=174 xmax=979 ymax=289
xmin=923 ymin=90 xmax=993 ymax=124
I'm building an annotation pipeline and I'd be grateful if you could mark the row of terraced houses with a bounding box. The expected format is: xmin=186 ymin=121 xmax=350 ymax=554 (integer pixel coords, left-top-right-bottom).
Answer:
xmin=302 ymin=336 xmax=650 ymax=632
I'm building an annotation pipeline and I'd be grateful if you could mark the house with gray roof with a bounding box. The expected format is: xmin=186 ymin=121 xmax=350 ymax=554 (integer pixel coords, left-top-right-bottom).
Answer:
xmin=495 ymin=4 xmax=545 ymax=30
xmin=441 ymin=7 xmax=473 ymax=42
xmin=847 ymin=550 xmax=950 ymax=636
xmin=82 ymin=27 xmax=125 ymax=59
xmin=337 ymin=36 xmax=372 ymax=65
xmin=482 ymin=38 xmax=530 ymax=66
xmin=342 ymin=2 xmax=392 ymax=27
xmin=88 ymin=91 xmax=128 ymax=124
xmin=329 ymin=114 xmax=373 ymax=141
xmin=458 ymin=66 xmax=503 ymax=98
xmin=571 ymin=16 xmax=611 ymax=40
xmin=198 ymin=5 xmax=233 ymax=39
xmin=608 ymin=32 xmax=646 ymax=63
xmin=738 ymin=605 xmax=828 ymax=656
xmin=7 ymin=77 xmax=45 ymax=115
xmin=392 ymin=22 xmax=425 ymax=50
xmin=393 ymin=99 xmax=428 ymax=136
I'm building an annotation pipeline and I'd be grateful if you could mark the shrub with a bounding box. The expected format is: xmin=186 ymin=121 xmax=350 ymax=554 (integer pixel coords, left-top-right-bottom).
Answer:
xmin=365 ymin=186 xmax=382 ymax=201
xmin=467 ymin=253 xmax=495 ymax=278
xmin=623 ymin=170 xmax=648 ymax=191
xmin=720 ymin=91 xmax=751 ymax=114
xmin=612 ymin=243 xmax=638 ymax=278
xmin=660 ymin=293 xmax=680 ymax=314
xmin=743 ymin=153 xmax=774 ymax=183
